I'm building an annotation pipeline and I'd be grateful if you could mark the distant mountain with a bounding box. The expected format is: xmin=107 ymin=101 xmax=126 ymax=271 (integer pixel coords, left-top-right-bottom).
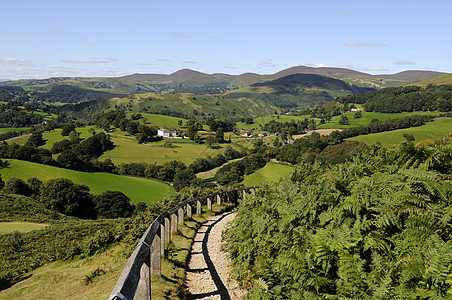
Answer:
xmin=0 ymin=79 xmax=10 ymax=82
xmin=224 ymin=73 xmax=376 ymax=109
xmin=408 ymin=73 xmax=452 ymax=87
xmin=378 ymin=70 xmax=447 ymax=82
xmin=0 ymin=67 xmax=447 ymax=106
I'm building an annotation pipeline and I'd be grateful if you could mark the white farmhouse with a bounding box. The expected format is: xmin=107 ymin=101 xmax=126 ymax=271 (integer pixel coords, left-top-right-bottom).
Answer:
xmin=157 ymin=128 xmax=177 ymax=138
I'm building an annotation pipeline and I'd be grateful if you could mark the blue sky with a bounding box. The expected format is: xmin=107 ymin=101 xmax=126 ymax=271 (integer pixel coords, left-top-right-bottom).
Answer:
xmin=1 ymin=0 xmax=451 ymax=80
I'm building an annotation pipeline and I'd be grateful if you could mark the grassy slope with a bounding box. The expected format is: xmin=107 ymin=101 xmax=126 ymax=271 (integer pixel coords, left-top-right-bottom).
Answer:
xmin=129 ymin=113 xmax=185 ymax=128
xmin=348 ymin=117 xmax=452 ymax=147
xmin=0 ymin=244 xmax=128 ymax=300
xmin=317 ymin=111 xmax=443 ymax=129
xmin=236 ymin=114 xmax=311 ymax=131
xmin=100 ymin=135 xmax=239 ymax=165
xmin=0 ymin=222 xmax=49 ymax=235
xmin=1 ymin=160 xmax=175 ymax=205
xmin=410 ymin=73 xmax=452 ymax=87
xmin=0 ymin=128 xmax=30 ymax=133
xmin=242 ymin=162 xmax=295 ymax=186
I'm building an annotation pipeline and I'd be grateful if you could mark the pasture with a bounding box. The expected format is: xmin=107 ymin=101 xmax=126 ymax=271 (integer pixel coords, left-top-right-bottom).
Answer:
xmin=0 ymin=160 xmax=175 ymax=205
xmin=241 ymin=161 xmax=295 ymax=186
xmin=348 ymin=117 xmax=452 ymax=148
xmin=0 ymin=222 xmax=49 ymax=235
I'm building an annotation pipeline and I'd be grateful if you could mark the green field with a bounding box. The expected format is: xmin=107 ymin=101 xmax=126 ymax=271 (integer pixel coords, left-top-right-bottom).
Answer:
xmin=317 ymin=111 xmax=443 ymax=129
xmin=5 ymin=127 xmax=96 ymax=149
xmin=100 ymin=135 xmax=241 ymax=165
xmin=129 ymin=113 xmax=185 ymax=128
xmin=0 ymin=244 xmax=128 ymax=300
xmin=236 ymin=114 xmax=311 ymax=131
xmin=0 ymin=222 xmax=49 ymax=235
xmin=0 ymin=160 xmax=175 ymax=205
xmin=0 ymin=127 xmax=30 ymax=133
xmin=348 ymin=117 xmax=452 ymax=148
xmin=241 ymin=161 xmax=295 ymax=186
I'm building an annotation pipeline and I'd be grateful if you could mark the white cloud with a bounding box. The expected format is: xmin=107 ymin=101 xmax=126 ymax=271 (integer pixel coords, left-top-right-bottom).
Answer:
xmin=207 ymin=36 xmax=218 ymax=39
xmin=317 ymin=64 xmax=329 ymax=68
xmin=344 ymin=41 xmax=375 ymax=47
xmin=61 ymin=58 xmax=109 ymax=64
xmin=172 ymin=34 xmax=183 ymax=38
xmin=336 ymin=63 xmax=353 ymax=68
xmin=138 ymin=62 xmax=153 ymax=66
xmin=304 ymin=61 xmax=314 ymax=66
xmin=393 ymin=60 xmax=415 ymax=65
xmin=182 ymin=60 xmax=198 ymax=64
xmin=377 ymin=42 xmax=387 ymax=47
xmin=259 ymin=61 xmax=276 ymax=67
xmin=105 ymin=57 xmax=119 ymax=62
xmin=336 ymin=11 xmax=348 ymax=15
xmin=1 ymin=57 xmax=33 ymax=66
xmin=358 ymin=67 xmax=389 ymax=71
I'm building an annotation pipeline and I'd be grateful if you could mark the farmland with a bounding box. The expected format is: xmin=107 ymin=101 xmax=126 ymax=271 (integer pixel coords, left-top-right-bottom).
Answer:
xmin=0 ymin=160 xmax=175 ymax=205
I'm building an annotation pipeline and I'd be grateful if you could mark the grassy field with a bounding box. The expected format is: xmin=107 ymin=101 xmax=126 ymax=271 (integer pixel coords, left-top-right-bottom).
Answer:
xmin=130 ymin=113 xmax=185 ymax=128
xmin=5 ymin=127 xmax=96 ymax=149
xmin=242 ymin=161 xmax=295 ymax=186
xmin=0 ymin=160 xmax=175 ymax=205
xmin=0 ymin=244 xmax=128 ymax=300
xmin=348 ymin=117 xmax=452 ymax=148
xmin=100 ymin=135 xmax=242 ymax=165
xmin=236 ymin=114 xmax=311 ymax=131
xmin=0 ymin=127 xmax=29 ymax=133
xmin=317 ymin=111 xmax=443 ymax=129
xmin=0 ymin=222 xmax=49 ymax=235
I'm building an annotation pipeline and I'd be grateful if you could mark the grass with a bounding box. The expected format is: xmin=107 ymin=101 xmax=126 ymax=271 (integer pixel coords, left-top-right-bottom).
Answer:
xmin=236 ymin=114 xmax=311 ymax=131
xmin=317 ymin=111 xmax=443 ymax=129
xmin=130 ymin=113 xmax=185 ymax=128
xmin=348 ymin=117 xmax=452 ymax=148
xmin=0 ymin=244 xmax=129 ymax=300
xmin=241 ymin=161 xmax=295 ymax=186
xmin=196 ymin=157 xmax=244 ymax=179
xmin=0 ymin=127 xmax=29 ymax=133
xmin=1 ymin=160 xmax=176 ymax=205
xmin=100 ymin=135 xmax=232 ymax=165
xmin=0 ymin=222 xmax=49 ymax=235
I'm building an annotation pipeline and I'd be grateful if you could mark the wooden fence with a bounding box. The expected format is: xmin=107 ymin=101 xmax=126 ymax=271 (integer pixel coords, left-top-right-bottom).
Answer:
xmin=108 ymin=186 xmax=258 ymax=300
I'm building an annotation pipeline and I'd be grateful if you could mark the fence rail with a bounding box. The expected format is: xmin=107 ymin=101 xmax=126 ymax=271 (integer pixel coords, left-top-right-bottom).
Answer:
xmin=108 ymin=186 xmax=258 ymax=300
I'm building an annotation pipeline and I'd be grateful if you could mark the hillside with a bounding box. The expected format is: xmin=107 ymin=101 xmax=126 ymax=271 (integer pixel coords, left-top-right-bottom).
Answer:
xmin=225 ymin=74 xmax=376 ymax=108
xmin=1 ymin=160 xmax=175 ymax=205
xmin=409 ymin=73 xmax=452 ymax=87
xmin=101 ymin=92 xmax=279 ymax=119
xmin=1 ymin=67 xmax=446 ymax=97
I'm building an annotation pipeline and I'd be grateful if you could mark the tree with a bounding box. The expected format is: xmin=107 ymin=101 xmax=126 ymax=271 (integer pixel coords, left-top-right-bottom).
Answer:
xmin=88 ymin=127 xmax=96 ymax=136
xmin=61 ymin=123 xmax=76 ymax=136
xmin=178 ymin=120 xmax=183 ymax=127
xmin=215 ymin=128 xmax=225 ymax=143
xmin=68 ymin=130 xmax=81 ymax=144
xmin=4 ymin=178 xmax=32 ymax=196
xmin=403 ymin=133 xmax=415 ymax=141
xmin=25 ymin=132 xmax=45 ymax=147
xmin=27 ymin=177 xmax=42 ymax=196
xmin=353 ymin=111 xmax=362 ymax=119
xmin=205 ymin=135 xmax=216 ymax=148
xmin=339 ymin=115 xmax=349 ymax=125
xmin=172 ymin=169 xmax=196 ymax=191
xmin=93 ymin=191 xmax=134 ymax=218
xmin=0 ymin=174 xmax=4 ymax=190
xmin=39 ymin=178 xmax=95 ymax=219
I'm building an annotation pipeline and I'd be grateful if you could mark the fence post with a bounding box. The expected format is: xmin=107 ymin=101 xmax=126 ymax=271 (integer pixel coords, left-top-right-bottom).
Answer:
xmin=165 ymin=217 xmax=171 ymax=243
xmin=207 ymin=197 xmax=212 ymax=211
xmin=178 ymin=207 xmax=184 ymax=226
xmin=171 ymin=213 xmax=178 ymax=234
xmin=160 ymin=223 xmax=165 ymax=256
xmin=217 ymin=194 xmax=222 ymax=206
xmin=150 ymin=230 xmax=161 ymax=277
xmin=135 ymin=252 xmax=151 ymax=300
xmin=243 ymin=189 xmax=246 ymax=199
xmin=252 ymin=188 xmax=256 ymax=196
xmin=196 ymin=200 xmax=202 ymax=215
xmin=187 ymin=203 xmax=192 ymax=219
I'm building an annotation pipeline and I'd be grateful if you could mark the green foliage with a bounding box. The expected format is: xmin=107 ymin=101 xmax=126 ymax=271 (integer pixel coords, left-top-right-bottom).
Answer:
xmin=92 ymin=191 xmax=134 ymax=219
xmin=225 ymin=138 xmax=452 ymax=298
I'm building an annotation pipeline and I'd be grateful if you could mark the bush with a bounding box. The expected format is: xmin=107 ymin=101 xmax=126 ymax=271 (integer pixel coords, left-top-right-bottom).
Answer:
xmin=93 ymin=191 xmax=134 ymax=219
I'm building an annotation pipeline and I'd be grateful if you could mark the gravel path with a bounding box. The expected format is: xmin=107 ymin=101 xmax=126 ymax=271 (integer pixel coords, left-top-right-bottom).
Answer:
xmin=186 ymin=212 xmax=245 ymax=300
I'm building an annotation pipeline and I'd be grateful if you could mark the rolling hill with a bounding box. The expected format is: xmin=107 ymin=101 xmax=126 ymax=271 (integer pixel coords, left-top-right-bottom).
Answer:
xmin=224 ymin=74 xmax=376 ymax=108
